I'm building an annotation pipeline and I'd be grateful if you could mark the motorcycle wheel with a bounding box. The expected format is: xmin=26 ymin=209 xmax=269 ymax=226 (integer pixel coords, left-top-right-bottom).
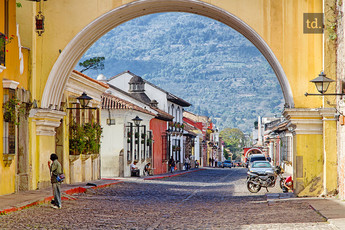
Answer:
xmin=279 ymin=178 xmax=285 ymax=189
xmin=280 ymin=178 xmax=288 ymax=193
xmin=247 ymin=182 xmax=261 ymax=193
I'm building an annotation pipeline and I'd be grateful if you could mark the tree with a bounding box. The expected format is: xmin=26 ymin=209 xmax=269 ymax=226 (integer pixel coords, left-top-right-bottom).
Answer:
xmin=78 ymin=57 xmax=105 ymax=73
xmin=220 ymin=128 xmax=245 ymax=159
xmin=223 ymin=148 xmax=229 ymax=160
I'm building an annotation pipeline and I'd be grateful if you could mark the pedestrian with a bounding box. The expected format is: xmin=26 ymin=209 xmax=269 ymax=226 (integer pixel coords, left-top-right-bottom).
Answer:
xmin=130 ymin=161 xmax=140 ymax=177
xmin=169 ymin=157 xmax=175 ymax=173
xmin=48 ymin=153 xmax=62 ymax=209
xmin=144 ymin=162 xmax=153 ymax=176
xmin=184 ymin=156 xmax=190 ymax=170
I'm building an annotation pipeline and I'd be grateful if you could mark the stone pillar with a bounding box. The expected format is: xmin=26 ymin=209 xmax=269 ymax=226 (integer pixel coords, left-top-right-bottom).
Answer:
xmin=284 ymin=108 xmax=324 ymax=196
xmin=319 ymin=108 xmax=337 ymax=195
xmin=31 ymin=109 xmax=65 ymax=189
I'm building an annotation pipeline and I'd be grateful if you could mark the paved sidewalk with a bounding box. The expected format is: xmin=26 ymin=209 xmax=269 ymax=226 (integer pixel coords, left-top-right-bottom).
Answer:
xmin=267 ymin=193 xmax=345 ymax=229
xmin=0 ymin=168 xmax=203 ymax=215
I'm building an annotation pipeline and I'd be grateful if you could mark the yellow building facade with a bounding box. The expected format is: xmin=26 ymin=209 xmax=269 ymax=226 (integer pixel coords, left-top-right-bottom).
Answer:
xmin=10 ymin=0 xmax=337 ymax=196
xmin=0 ymin=0 xmax=31 ymax=195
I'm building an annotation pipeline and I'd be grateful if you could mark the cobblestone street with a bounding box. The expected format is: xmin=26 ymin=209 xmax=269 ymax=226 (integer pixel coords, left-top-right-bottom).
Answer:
xmin=0 ymin=168 xmax=335 ymax=229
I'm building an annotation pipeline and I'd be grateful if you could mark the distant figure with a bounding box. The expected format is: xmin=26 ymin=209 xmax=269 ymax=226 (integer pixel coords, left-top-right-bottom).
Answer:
xmin=169 ymin=157 xmax=175 ymax=173
xmin=48 ymin=153 xmax=62 ymax=209
xmin=184 ymin=157 xmax=190 ymax=170
xmin=195 ymin=160 xmax=199 ymax=168
xmin=130 ymin=161 xmax=140 ymax=177
xmin=144 ymin=162 xmax=153 ymax=176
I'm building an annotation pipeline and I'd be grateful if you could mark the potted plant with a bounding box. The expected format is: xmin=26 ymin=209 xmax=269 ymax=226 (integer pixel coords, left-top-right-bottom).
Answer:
xmin=3 ymin=97 xmax=24 ymax=125
xmin=147 ymin=138 xmax=152 ymax=146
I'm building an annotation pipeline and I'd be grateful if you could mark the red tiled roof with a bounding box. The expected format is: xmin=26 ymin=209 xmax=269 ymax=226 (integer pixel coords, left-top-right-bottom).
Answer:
xmin=150 ymin=107 xmax=174 ymax=121
xmin=101 ymin=93 xmax=155 ymax=116
xmin=72 ymin=70 xmax=109 ymax=88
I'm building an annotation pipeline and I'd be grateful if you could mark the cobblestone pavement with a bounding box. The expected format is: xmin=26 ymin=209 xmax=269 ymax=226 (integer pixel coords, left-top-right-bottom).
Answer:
xmin=0 ymin=168 xmax=336 ymax=229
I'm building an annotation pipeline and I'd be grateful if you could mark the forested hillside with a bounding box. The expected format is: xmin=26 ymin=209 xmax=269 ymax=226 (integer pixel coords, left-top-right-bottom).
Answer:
xmin=77 ymin=13 xmax=284 ymax=133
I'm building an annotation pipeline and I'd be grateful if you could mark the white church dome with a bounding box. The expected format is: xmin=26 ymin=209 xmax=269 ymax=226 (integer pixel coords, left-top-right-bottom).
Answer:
xmin=97 ymin=74 xmax=106 ymax=81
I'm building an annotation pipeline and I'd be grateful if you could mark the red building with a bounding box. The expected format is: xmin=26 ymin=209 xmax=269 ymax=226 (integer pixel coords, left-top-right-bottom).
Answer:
xmin=150 ymin=109 xmax=173 ymax=175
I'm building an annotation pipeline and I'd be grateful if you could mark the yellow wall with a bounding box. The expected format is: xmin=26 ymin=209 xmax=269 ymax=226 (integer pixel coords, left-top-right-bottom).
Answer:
xmin=15 ymin=0 xmax=325 ymax=109
xmin=0 ymin=0 xmax=30 ymax=195
xmin=13 ymin=0 xmax=337 ymax=196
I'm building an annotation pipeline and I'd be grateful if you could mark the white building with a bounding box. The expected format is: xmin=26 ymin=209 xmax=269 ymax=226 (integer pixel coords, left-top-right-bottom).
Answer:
xmin=106 ymin=71 xmax=191 ymax=169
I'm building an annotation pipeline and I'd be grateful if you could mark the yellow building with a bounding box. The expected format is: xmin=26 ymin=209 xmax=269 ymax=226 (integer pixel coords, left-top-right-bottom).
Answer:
xmin=0 ymin=0 xmax=31 ymax=195
xmin=13 ymin=0 xmax=338 ymax=196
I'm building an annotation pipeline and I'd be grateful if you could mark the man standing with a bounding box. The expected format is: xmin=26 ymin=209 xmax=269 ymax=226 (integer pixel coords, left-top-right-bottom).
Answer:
xmin=169 ymin=157 xmax=175 ymax=173
xmin=48 ymin=153 xmax=63 ymax=209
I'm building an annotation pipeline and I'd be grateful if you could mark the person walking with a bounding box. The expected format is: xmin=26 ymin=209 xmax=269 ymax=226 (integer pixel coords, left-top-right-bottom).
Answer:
xmin=48 ymin=153 xmax=63 ymax=209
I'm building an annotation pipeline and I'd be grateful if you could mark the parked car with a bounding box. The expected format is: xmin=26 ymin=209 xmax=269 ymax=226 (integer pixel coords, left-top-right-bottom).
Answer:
xmin=222 ymin=160 xmax=233 ymax=168
xmin=217 ymin=161 xmax=223 ymax=167
xmin=233 ymin=161 xmax=243 ymax=167
xmin=247 ymin=154 xmax=268 ymax=170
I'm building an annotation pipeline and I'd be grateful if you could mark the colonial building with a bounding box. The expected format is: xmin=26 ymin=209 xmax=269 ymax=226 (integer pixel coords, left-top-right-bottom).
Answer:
xmin=63 ymin=70 xmax=108 ymax=183
xmin=105 ymin=71 xmax=190 ymax=171
xmin=101 ymin=93 xmax=155 ymax=177
xmin=99 ymin=73 xmax=174 ymax=176
xmin=0 ymin=0 xmax=31 ymax=195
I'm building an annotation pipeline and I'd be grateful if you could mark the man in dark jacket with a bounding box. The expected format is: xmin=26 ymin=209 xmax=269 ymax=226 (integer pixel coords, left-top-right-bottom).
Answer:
xmin=48 ymin=153 xmax=63 ymax=209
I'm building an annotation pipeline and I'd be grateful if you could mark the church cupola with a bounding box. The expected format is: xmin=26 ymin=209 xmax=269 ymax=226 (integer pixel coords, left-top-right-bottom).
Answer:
xmin=129 ymin=74 xmax=145 ymax=92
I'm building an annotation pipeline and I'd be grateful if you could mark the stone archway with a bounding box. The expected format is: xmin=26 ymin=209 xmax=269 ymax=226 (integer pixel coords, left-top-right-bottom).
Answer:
xmin=41 ymin=0 xmax=294 ymax=109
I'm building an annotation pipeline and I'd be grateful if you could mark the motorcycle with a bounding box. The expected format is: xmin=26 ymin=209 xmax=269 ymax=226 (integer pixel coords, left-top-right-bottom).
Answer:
xmin=247 ymin=166 xmax=287 ymax=193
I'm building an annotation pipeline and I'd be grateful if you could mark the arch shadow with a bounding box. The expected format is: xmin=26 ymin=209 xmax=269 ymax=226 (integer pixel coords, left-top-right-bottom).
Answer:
xmin=41 ymin=0 xmax=294 ymax=109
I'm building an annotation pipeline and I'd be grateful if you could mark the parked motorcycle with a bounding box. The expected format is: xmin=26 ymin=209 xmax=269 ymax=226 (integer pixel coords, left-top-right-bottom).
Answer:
xmin=247 ymin=165 xmax=286 ymax=193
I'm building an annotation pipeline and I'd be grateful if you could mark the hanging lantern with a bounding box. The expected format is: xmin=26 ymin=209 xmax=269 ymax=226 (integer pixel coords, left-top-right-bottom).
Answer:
xmin=35 ymin=11 xmax=45 ymax=36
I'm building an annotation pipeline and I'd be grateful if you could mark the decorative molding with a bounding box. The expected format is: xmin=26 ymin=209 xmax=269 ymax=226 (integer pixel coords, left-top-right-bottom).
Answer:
xmin=41 ymin=0 xmax=294 ymax=109
xmin=284 ymin=108 xmax=323 ymax=135
xmin=2 ymin=79 xmax=19 ymax=89
xmin=31 ymin=109 xmax=65 ymax=136
xmin=0 ymin=65 xmax=6 ymax=73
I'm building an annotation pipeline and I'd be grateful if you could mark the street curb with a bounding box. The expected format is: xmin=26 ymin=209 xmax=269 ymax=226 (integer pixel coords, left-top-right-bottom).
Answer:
xmin=0 ymin=180 xmax=123 ymax=215
xmin=143 ymin=168 xmax=205 ymax=180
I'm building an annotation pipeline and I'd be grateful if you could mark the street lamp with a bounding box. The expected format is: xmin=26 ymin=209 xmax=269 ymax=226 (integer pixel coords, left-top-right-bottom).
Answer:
xmin=305 ymin=71 xmax=345 ymax=96
xmin=67 ymin=92 xmax=96 ymax=110
xmin=132 ymin=116 xmax=143 ymax=126
xmin=77 ymin=92 xmax=92 ymax=108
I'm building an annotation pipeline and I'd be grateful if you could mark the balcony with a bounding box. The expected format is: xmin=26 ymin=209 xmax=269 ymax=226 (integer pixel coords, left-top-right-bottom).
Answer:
xmin=0 ymin=32 xmax=6 ymax=66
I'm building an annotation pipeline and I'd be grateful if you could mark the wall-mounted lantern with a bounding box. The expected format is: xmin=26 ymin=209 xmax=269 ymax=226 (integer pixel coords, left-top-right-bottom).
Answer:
xmin=67 ymin=92 xmax=96 ymax=110
xmin=35 ymin=11 xmax=45 ymax=36
xmin=305 ymin=71 xmax=345 ymax=96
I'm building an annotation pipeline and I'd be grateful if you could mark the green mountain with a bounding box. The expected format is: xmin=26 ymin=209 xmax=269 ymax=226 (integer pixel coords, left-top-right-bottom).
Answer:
xmin=77 ymin=13 xmax=284 ymax=133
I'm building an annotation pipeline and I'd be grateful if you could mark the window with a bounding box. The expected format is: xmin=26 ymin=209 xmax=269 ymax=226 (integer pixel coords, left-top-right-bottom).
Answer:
xmin=3 ymin=89 xmax=16 ymax=154
xmin=126 ymin=123 xmax=133 ymax=162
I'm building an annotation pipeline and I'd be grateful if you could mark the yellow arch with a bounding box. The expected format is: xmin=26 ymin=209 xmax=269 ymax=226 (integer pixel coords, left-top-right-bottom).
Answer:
xmin=41 ymin=0 xmax=295 ymax=109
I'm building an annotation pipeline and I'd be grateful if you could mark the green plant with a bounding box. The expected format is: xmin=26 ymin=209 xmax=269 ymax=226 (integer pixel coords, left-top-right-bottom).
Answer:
xmin=0 ymin=35 xmax=15 ymax=58
xmin=3 ymin=97 xmax=25 ymax=125
xmin=78 ymin=56 xmax=105 ymax=73
xmin=69 ymin=121 xmax=102 ymax=155
xmin=147 ymin=138 xmax=152 ymax=146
